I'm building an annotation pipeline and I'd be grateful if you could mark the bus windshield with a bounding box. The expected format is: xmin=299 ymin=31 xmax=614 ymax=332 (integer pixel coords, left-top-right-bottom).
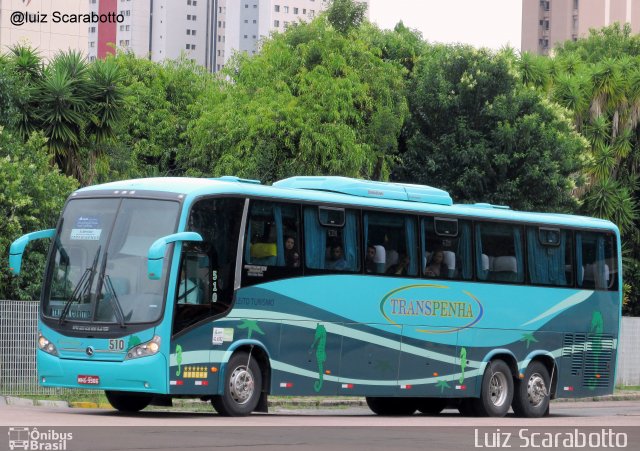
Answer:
xmin=43 ymin=197 xmax=180 ymax=325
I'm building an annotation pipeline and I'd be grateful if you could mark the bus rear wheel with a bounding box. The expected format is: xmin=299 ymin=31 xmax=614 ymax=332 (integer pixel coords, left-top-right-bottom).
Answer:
xmin=105 ymin=390 xmax=152 ymax=412
xmin=473 ymin=359 xmax=514 ymax=417
xmin=211 ymin=351 xmax=262 ymax=417
xmin=366 ymin=397 xmax=417 ymax=416
xmin=512 ymin=361 xmax=551 ymax=418
xmin=417 ymin=398 xmax=447 ymax=415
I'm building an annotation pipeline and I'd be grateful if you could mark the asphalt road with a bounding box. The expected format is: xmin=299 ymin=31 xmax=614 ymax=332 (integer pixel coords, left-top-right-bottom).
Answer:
xmin=1 ymin=401 xmax=639 ymax=450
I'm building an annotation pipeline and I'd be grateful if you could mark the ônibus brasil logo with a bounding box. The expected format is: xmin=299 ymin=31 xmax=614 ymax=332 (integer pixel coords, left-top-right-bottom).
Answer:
xmin=8 ymin=427 xmax=73 ymax=450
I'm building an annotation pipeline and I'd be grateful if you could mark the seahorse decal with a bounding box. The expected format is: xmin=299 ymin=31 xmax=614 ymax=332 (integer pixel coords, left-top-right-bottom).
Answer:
xmin=175 ymin=345 xmax=183 ymax=377
xmin=459 ymin=347 xmax=467 ymax=384
xmin=310 ymin=323 xmax=327 ymax=392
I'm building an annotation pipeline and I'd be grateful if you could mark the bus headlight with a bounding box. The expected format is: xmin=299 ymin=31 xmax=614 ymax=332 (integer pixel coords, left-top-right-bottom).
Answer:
xmin=125 ymin=335 xmax=161 ymax=360
xmin=38 ymin=332 xmax=58 ymax=356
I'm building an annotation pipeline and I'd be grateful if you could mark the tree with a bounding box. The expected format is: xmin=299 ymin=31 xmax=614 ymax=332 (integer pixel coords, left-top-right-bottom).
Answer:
xmin=95 ymin=52 xmax=217 ymax=182
xmin=0 ymin=129 xmax=78 ymax=300
xmin=394 ymin=45 xmax=586 ymax=212
xmin=326 ymin=0 xmax=368 ymax=35
xmin=3 ymin=46 xmax=124 ymax=184
xmin=187 ymin=16 xmax=408 ymax=183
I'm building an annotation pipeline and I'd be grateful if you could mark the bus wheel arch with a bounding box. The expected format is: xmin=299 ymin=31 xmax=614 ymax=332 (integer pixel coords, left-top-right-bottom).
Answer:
xmin=512 ymin=356 xmax=556 ymax=418
xmin=213 ymin=345 xmax=270 ymax=416
xmin=474 ymin=355 xmax=517 ymax=417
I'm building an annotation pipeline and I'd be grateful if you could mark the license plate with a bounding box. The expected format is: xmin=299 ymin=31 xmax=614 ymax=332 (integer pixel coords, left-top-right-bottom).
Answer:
xmin=77 ymin=375 xmax=100 ymax=385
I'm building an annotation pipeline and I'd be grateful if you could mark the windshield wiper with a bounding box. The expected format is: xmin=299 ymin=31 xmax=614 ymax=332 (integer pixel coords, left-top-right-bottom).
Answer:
xmin=59 ymin=245 xmax=101 ymax=325
xmin=104 ymin=274 xmax=126 ymax=328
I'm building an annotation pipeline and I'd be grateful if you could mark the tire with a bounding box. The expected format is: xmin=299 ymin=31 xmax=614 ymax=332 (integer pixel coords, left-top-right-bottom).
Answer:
xmin=105 ymin=390 xmax=152 ymax=412
xmin=211 ymin=351 xmax=262 ymax=417
xmin=473 ymin=359 xmax=514 ymax=417
xmin=417 ymin=398 xmax=447 ymax=415
xmin=366 ymin=397 xmax=417 ymax=416
xmin=512 ymin=361 xmax=551 ymax=418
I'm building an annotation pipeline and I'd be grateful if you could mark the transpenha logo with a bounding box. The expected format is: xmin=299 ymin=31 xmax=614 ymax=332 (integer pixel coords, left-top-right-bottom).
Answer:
xmin=379 ymin=284 xmax=484 ymax=334
xmin=8 ymin=427 xmax=73 ymax=450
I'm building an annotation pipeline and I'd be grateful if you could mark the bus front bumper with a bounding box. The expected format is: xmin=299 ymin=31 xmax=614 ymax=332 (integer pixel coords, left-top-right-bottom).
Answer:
xmin=37 ymin=350 xmax=168 ymax=394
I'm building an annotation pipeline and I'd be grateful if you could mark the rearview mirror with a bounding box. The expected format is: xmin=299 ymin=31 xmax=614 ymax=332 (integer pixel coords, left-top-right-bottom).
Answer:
xmin=8 ymin=229 xmax=56 ymax=275
xmin=147 ymin=232 xmax=203 ymax=280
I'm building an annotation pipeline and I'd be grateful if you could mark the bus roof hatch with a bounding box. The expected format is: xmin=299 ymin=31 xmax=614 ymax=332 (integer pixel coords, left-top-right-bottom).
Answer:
xmin=273 ymin=176 xmax=453 ymax=206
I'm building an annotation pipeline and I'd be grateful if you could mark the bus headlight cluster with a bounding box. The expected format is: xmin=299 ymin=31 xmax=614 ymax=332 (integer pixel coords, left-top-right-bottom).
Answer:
xmin=37 ymin=332 xmax=58 ymax=356
xmin=125 ymin=336 xmax=161 ymax=360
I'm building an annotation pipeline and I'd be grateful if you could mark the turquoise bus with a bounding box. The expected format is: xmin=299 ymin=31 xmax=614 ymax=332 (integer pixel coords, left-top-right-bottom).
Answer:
xmin=9 ymin=176 xmax=621 ymax=417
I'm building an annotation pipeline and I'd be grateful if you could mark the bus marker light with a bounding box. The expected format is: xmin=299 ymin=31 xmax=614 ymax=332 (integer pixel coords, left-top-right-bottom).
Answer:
xmin=519 ymin=373 xmax=525 ymax=379
xmin=280 ymin=382 xmax=293 ymax=388
xmin=325 ymin=370 xmax=331 ymax=375
xmin=564 ymin=386 xmax=574 ymax=391
xmin=433 ymin=372 xmax=439 ymax=377
xmin=595 ymin=374 xmax=601 ymax=379
xmin=195 ymin=381 xmax=209 ymax=386
xmin=177 ymin=380 xmax=184 ymax=386
xmin=400 ymin=385 xmax=412 ymax=390
xmin=211 ymin=367 xmax=218 ymax=373
xmin=144 ymin=382 xmax=150 ymax=388
xmin=170 ymin=381 xmax=177 ymax=385
xmin=41 ymin=377 xmax=46 ymax=383
xmin=455 ymin=385 xmax=467 ymax=390
xmin=342 ymin=384 xmax=354 ymax=389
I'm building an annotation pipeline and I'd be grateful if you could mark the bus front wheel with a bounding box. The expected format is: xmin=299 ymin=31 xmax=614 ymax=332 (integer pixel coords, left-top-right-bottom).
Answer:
xmin=511 ymin=361 xmax=551 ymax=418
xmin=473 ymin=359 xmax=514 ymax=417
xmin=212 ymin=351 xmax=262 ymax=416
xmin=105 ymin=390 xmax=152 ymax=412
xmin=366 ymin=397 xmax=417 ymax=416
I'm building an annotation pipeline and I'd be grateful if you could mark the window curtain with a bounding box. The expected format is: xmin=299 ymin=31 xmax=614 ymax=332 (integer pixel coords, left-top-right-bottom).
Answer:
xmin=576 ymin=232 xmax=583 ymax=287
xmin=274 ymin=205 xmax=285 ymax=266
xmin=343 ymin=210 xmax=358 ymax=270
xmin=457 ymin=222 xmax=472 ymax=280
xmin=304 ymin=207 xmax=326 ymax=269
xmin=595 ymin=234 xmax=606 ymax=289
xmin=512 ymin=227 xmax=523 ymax=282
xmin=405 ymin=217 xmax=418 ymax=276
xmin=475 ymin=224 xmax=488 ymax=280
xmin=421 ymin=219 xmax=428 ymax=272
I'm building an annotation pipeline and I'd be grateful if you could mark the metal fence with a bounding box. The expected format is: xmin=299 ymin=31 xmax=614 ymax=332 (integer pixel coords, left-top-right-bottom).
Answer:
xmin=1 ymin=300 xmax=639 ymax=395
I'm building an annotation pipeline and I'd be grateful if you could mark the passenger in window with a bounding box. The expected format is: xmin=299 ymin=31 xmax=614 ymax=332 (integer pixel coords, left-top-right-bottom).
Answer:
xmin=387 ymin=254 xmax=410 ymax=276
xmin=285 ymin=236 xmax=300 ymax=267
xmin=365 ymin=245 xmax=376 ymax=273
xmin=326 ymin=244 xmax=347 ymax=270
xmin=425 ymin=249 xmax=448 ymax=277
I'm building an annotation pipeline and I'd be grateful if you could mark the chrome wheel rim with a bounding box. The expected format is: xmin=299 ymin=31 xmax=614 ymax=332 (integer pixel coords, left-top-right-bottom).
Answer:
xmin=229 ymin=365 xmax=254 ymax=405
xmin=527 ymin=373 xmax=547 ymax=407
xmin=489 ymin=372 xmax=508 ymax=407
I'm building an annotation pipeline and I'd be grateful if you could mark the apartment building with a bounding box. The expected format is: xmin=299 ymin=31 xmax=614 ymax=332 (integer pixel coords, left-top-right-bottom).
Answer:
xmin=1 ymin=0 xmax=368 ymax=71
xmin=88 ymin=0 xmax=216 ymax=70
xmin=522 ymin=0 xmax=640 ymax=55
xmin=0 ymin=0 xmax=89 ymax=60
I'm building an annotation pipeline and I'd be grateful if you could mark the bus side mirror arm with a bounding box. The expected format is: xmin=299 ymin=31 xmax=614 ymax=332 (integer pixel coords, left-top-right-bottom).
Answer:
xmin=8 ymin=229 xmax=56 ymax=276
xmin=147 ymin=232 xmax=203 ymax=280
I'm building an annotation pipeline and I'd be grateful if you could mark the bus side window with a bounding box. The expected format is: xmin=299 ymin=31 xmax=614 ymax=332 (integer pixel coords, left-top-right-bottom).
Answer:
xmin=364 ymin=211 xmax=418 ymax=277
xmin=475 ymin=222 xmax=525 ymax=284
xmin=526 ymin=227 xmax=573 ymax=287
xmin=244 ymin=201 xmax=301 ymax=268
xmin=304 ymin=207 xmax=360 ymax=272
xmin=422 ymin=217 xmax=472 ymax=280
xmin=577 ymin=232 xmax=617 ymax=291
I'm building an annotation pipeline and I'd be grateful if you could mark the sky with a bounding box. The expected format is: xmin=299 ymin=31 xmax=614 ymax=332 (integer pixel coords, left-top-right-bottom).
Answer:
xmin=368 ymin=0 xmax=523 ymax=50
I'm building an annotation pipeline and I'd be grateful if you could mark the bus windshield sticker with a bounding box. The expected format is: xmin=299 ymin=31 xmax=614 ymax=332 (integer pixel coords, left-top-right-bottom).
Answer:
xmin=245 ymin=265 xmax=267 ymax=277
xmin=70 ymin=215 xmax=102 ymax=241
